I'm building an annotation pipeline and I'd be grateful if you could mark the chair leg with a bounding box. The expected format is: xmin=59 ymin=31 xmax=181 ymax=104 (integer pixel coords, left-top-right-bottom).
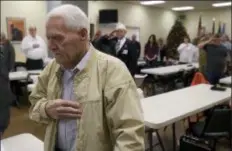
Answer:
xmin=212 ymin=139 xmax=217 ymax=151
xmin=156 ymin=130 xmax=165 ymax=151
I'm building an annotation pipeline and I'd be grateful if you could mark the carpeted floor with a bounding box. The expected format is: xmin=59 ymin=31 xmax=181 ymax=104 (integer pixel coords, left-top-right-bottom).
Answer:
xmin=2 ymin=105 xmax=231 ymax=151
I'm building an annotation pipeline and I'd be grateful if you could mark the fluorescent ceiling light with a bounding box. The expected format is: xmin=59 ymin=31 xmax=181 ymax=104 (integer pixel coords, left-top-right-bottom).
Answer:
xmin=172 ymin=6 xmax=194 ymax=11
xmin=212 ymin=2 xmax=231 ymax=7
xmin=140 ymin=1 xmax=166 ymax=5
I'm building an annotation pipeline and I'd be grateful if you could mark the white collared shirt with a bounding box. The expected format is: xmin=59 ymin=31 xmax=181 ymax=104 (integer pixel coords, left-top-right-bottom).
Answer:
xmin=57 ymin=48 xmax=91 ymax=151
xmin=177 ymin=43 xmax=198 ymax=63
xmin=21 ymin=35 xmax=48 ymax=61
xmin=116 ymin=37 xmax=126 ymax=54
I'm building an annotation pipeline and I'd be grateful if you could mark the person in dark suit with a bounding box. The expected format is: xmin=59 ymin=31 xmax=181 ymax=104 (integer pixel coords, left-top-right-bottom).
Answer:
xmin=0 ymin=32 xmax=15 ymax=135
xmin=112 ymin=23 xmax=138 ymax=77
xmin=131 ymin=34 xmax=141 ymax=60
xmin=158 ymin=38 xmax=167 ymax=62
xmin=10 ymin=24 xmax=23 ymax=41
xmin=94 ymin=24 xmax=138 ymax=77
xmin=92 ymin=30 xmax=102 ymax=50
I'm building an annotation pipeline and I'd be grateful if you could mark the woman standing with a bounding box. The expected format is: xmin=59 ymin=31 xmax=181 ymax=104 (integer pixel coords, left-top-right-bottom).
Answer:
xmin=158 ymin=38 xmax=167 ymax=63
xmin=144 ymin=34 xmax=159 ymax=67
xmin=0 ymin=32 xmax=15 ymax=136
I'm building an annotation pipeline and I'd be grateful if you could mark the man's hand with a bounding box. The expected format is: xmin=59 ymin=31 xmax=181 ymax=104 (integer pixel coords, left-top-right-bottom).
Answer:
xmin=45 ymin=99 xmax=82 ymax=120
xmin=32 ymin=44 xmax=40 ymax=49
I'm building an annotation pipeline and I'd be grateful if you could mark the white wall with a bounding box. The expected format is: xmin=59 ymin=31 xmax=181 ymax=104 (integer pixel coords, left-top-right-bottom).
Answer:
xmin=88 ymin=1 xmax=177 ymax=56
xmin=1 ymin=1 xmax=47 ymax=62
xmin=183 ymin=8 xmax=231 ymax=40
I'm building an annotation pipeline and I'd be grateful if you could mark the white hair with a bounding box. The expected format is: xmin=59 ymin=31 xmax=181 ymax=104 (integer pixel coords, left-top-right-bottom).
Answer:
xmin=116 ymin=22 xmax=126 ymax=31
xmin=47 ymin=4 xmax=89 ymax=35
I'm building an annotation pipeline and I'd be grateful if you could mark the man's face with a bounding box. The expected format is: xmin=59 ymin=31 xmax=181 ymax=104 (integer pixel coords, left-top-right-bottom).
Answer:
xmin=184 ymin=38 xmax=189 ymax=43
xmin=46 ymin=16 xmax=88 ymax=68
xmin=116 ymin=29 xmax=126 ymax=39
xmin=213 ymin=37 xmax=221 ymax=45
xmin=132 ymin=35 xmax=136 ymax=41
xmin=29 ymin=27 xmax=37 ymax=37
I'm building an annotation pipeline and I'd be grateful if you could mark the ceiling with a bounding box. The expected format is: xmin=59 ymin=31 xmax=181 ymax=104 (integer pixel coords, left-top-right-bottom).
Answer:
xmin=126 ymin=1 xmax=231 ymax=10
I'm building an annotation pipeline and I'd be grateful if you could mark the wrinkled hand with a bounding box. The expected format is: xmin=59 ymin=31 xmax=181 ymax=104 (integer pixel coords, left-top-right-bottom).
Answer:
xmin=45 ymin=99 xmax=82 ymax=120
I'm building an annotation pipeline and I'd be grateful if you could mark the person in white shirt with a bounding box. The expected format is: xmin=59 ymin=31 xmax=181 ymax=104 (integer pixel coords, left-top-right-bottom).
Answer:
xmin=177 ymin=37 xmax=198 ymax=64
xmin=21 ymin=26 xmax=48 ymax=70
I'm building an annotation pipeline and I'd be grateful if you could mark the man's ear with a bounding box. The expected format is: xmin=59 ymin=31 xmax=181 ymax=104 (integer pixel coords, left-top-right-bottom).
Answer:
xmin=79 ymin=28 xmax=88 ymax=41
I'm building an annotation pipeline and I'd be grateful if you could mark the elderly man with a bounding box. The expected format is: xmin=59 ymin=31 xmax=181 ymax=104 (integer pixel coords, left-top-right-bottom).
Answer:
xmin=0 ymin=32 xmax=15 ymax=135
xmin=113 ymin=23 xmax=138 ymax=76
xmin=21 ymin=26 xmax=48 ymax=70
xmin=29 ymin=4 xmax=145 ymax=151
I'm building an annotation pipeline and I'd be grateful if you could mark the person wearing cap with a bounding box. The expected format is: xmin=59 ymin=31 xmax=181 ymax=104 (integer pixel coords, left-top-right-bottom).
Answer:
xmin=21 ymin=26 xmax=48 ymax=70
xmin=0 ymin=32 xmax=15 ymax=135
xmin=112 ymin=23 xmax=138 ymax=76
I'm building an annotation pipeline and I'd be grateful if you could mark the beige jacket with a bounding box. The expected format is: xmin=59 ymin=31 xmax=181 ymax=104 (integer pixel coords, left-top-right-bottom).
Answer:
xmin=29 ymin=46 xmax=145 ymax=151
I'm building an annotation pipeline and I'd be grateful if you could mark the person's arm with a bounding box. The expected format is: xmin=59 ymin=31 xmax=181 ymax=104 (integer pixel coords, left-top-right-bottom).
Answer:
xmin=39 ymin=37 xmax=48 ymax=64
xmin=144 ymin=44 xmax=150 ymax=60
xmin=198 ymin=37 xmax=213 ymax=49
xmin=104 ymin=62 xmax=145 ymax=151
xmin=29 ymin=61 xmax=54 ymax=124
xmin=21 ymin=37 xmax=33 ymax=55
xmin=7 ymin=41 xmax=15 ymax=71
xmin=177 ymin=43 xmax=186 ymax=53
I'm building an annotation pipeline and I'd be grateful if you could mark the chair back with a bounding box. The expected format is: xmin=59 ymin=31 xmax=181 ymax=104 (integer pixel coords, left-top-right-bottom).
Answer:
xmin=204 ymin=108 xmax=231 ymax=137
xmin=191 ymin=72 xmax=208 ymax=86
xmin=179 ymin=135 xmax=212 ymax=151
xmin=14 ymin=62 xmax=27 ymax=71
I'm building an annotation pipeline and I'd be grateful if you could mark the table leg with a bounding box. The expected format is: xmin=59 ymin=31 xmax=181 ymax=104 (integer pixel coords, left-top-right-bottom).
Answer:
xmin=172 ymin=123 xmax=176 ymax=151
xmin=148 ymin=130 xmax=153 ymax=151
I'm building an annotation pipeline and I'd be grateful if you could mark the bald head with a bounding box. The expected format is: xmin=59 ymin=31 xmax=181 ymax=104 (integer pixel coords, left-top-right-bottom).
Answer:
xmin=29 ymin=26 xmax=37 ymax=37
xmin=0 ymin=32 xmax=6 ymax=44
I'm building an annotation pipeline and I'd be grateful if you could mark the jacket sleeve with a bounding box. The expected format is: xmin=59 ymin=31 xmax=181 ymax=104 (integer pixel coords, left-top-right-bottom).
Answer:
xmin=21 ymin=37 xmax=33 ymax=55
xmin=7 ymin=41 xmax=15 ymax=71
xmin=104 ymin=62 xmax=145 ymax=151
xmin=28 ymin=62 xmax=53 ymax=124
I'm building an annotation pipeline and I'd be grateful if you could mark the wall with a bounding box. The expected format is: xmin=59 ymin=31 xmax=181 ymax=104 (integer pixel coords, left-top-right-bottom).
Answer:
xmin=182 ymin=8 xmax=231 ymax=40
xmin=1 ymin=1 xmax=47 ymax=62
xmin=88 ymin=1 xmax=177 ymax=56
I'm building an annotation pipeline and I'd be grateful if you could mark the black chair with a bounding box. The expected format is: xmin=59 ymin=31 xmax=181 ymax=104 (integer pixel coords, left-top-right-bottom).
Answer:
xmin=142 ymin=75 xmax=156 ymax=96
xmin=183 ymin=68 xmax=197 ymax=87
xmin=11 ymin=62 xmax=31 ymax=107
xmin=179 ymin=135 xmax=212 ymax=151
xmin=190 ymin=108 xmax=232 ymax=151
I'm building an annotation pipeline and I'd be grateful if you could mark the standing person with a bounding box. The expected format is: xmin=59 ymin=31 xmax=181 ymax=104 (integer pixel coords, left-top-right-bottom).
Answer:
xmin=21 ymin=26 xmax=48 ymax=70
xmin=113 ymin=23 xmax=138 ymax=76
xmin=198 ymin=34 xmax=228 ymax=84
xmin=144 ymin=34 xmax=159 ymax=67
xmin=221 ymin=34 xmax=231 ymax=51
xmin=177 ymin=37 xmax=197 ymax=64
xmin=29 ymin=4 xmax=145 ymax=151
xmin=158 ymin=38 xmax=167 ymax=63
xmin=131 ymin=34 xmax=141 ymax=60
xmin=91 ymin=30 xmax=102 ymax=49
xmin=0 ymin=32 xmax=15 ymax=136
